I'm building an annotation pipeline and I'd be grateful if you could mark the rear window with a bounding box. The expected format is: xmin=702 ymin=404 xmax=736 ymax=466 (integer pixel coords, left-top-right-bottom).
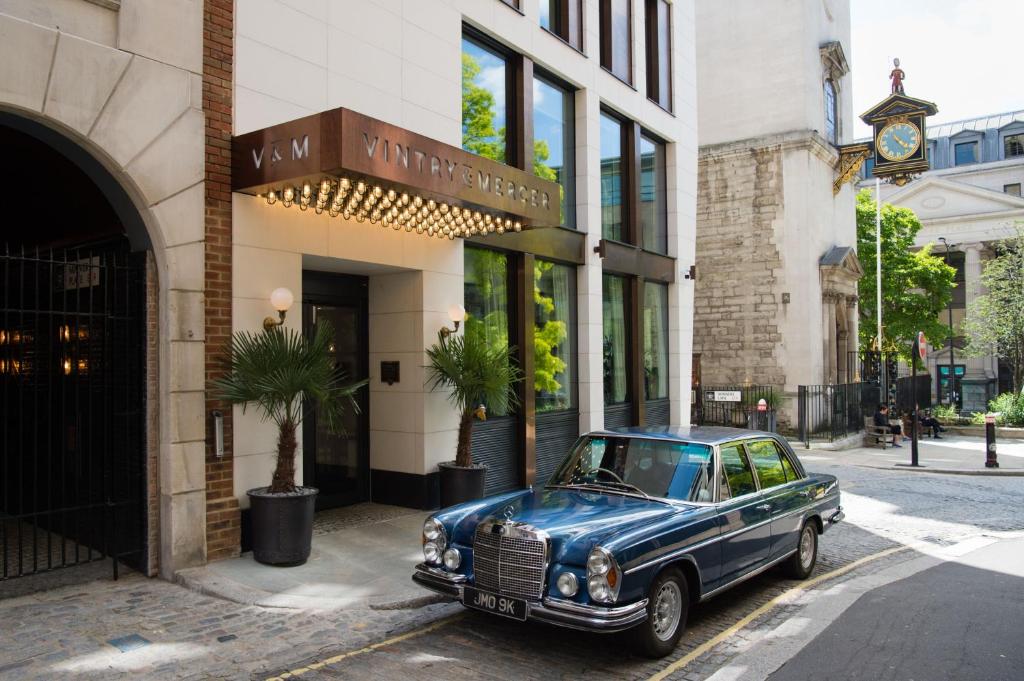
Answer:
xmin=747 ymin=440 xmax=788 ymax=489
xmin=549 ymin=436 xmax=714 ymax=502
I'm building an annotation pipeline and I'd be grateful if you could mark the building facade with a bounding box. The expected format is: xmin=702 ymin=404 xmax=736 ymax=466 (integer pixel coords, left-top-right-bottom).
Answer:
xmin=692 ymin=0 xmax=859 ymax=429
xmin=0 ymin=0 xmax=696 ymax=580
xmin=859 ymin=110 xmax=1024 ymax=412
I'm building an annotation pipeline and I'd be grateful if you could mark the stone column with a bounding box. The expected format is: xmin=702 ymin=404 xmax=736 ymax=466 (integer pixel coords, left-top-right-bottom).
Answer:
xmin=960 ymin=243 xmax=991 ymax=411
xmin=824 ymin=292 xmax=837 ymax=384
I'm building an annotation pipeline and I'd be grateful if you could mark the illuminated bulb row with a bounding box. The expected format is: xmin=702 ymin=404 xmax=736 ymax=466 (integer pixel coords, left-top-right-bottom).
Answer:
xmin=261 ymin=177 xmax=523 ymax=240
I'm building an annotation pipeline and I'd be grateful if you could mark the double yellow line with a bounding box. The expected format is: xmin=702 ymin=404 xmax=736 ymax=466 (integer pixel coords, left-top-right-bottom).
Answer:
xmin=267 ymin=545 xmax=908 ymax=681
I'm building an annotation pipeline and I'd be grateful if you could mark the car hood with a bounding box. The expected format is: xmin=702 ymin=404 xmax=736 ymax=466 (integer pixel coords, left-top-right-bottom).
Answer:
xmin=446 ymin=487 xmax=693 ymax=566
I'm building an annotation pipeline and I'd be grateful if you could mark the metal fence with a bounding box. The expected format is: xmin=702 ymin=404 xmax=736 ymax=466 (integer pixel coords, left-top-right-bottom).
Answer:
xmin=1 ymin=243 xmax=146 ymax=582
xmin=695 ymin=385 xmax=776 ymax=432
xmin=797 ymin=383 xmax=869 ymax=447
xmin=896 ymin=374 xmax=932 ymax=413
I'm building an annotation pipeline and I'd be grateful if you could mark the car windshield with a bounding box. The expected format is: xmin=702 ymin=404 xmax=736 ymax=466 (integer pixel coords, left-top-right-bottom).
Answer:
xmin=547 ymin=436 xmax=714 ymax=502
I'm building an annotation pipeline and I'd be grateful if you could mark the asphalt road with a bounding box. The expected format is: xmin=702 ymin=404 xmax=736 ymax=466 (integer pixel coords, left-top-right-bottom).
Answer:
xmin=767 ymin=537 xmax=1024 ymax=681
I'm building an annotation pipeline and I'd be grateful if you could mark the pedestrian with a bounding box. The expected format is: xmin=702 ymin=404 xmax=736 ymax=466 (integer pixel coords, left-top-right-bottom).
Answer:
xmin=919 ymin=410 xmax=946 ymax=439
xmin=874 ymin=404 xmax=902 ymax=447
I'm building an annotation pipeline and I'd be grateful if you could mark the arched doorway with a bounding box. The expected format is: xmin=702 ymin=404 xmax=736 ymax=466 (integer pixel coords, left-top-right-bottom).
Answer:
xmin=1 ymin=114 xmax=152 ymax=582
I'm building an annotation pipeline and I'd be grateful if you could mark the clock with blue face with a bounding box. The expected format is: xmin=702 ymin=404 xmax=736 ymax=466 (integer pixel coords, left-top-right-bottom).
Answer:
xmin=876 ymin=121 xmax=922 ymax=162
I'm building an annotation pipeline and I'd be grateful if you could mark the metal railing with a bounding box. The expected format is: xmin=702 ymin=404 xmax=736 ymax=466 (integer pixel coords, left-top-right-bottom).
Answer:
xmin=797 ymin=383 xmax=870 ymax=447
xmin=695 ymin=385 xmax=776 ymax=432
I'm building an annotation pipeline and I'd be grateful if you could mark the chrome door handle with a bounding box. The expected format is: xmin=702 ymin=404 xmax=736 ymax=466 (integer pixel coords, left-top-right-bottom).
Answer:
xmin=797 ymin=490 xmax=811 ymax=498
xmin=756 ymin=503 xmax=772 ymax=511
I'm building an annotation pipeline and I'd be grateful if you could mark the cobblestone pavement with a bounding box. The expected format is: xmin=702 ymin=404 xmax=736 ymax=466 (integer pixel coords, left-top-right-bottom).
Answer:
xmin=1 ymin=461 xmax=1021 ymax=680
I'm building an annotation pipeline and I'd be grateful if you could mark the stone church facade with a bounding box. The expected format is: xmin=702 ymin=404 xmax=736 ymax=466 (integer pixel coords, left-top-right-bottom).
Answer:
xmin=693 ymin=0 xmax=861 ymax=429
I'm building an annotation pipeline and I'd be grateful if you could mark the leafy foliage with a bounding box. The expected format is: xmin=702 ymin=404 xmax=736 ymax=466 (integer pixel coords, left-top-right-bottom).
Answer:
xmin=533 ymin=260 xmax=568 ymax=402
xmin=461 ymin=52 xmax=504 ymax=162
xmin=856 ymin=189 xmax=956 ymax=358
xmin=425 ymin=330 xmax=523 ymax=467
xmin=962 ymin=226 xmax=1024 ymax=391
xmin=214 ymin=322 xmax=366 ymax=493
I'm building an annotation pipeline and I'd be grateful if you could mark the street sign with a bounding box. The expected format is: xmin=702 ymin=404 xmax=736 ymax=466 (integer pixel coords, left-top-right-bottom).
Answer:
xmin=917 ymin=331 xmax=927 ymax=361
xmin=707 ymin=390 xmax=741 ymax=403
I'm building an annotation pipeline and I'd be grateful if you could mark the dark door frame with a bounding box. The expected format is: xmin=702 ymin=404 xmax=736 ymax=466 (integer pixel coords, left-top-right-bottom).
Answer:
xmin=301 ymin=271 xmax=370 ymax=510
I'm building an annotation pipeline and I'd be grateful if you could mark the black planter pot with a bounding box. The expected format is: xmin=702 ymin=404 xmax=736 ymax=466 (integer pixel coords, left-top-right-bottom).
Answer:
xmin=438 ymin=462 xmax=486 ymax=508
xmin=247 ymin=486 xmax=318 ymax=566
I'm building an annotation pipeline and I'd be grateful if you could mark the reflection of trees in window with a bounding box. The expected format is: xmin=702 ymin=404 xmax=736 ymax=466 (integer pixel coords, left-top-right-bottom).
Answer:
xmin=464 ymin=247 xmax=511 ymax=415
xmin=603 ymin=274 xmax=629 ymax=403
xmin=535 ymin=260 xmax=575 ymax=412
xmin=601 ymin=113 xmax=624 ymax=242
xmin=462 ymin=39 xmax=507 ymax=162
xmin=533 ymin=76 xmax=574 ymax=227
xmin=643 ymin=282 xmax=668 ymax=400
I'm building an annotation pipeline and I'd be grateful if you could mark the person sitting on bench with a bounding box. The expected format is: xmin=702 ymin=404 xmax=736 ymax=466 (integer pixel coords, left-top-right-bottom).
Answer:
xmin=874 ymin=405 xmax=901 ymax=447
xmin=919 ymin=411 xmax=946 ymax=439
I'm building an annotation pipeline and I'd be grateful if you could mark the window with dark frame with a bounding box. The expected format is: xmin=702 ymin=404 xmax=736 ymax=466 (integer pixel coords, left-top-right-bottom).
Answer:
xmin=533 ymin=73 xmax=576 ymax=228
xmin=600 ymin=112 xmax=626 ymax=242
xmin=462 ymin=33 xmax=512 ymax=164
xmin=644 ymin=0 xmax=672 ymax=110
xmin=1005 ymin=133 xmax=1024 ymax=159
xmin=600 ymin=0 xmax=633 ymax=84
xmin=642 ymin=281 xmax=669 ymax=400
xmin=534 ymin=259 xmax=577 ymax=412
xmin=1005 ymin=183 xmax=1022 ymax=197
xmin=602 ymin=273 xmax=631 ymax=405
xmin=499 ymin=0 xmax=521 ymax=10
xmin=639 ymin=133 xmax=667 ymax=253
xmin=464 ymin=247 xmax=513 ymax=416
xmin=540 ymin=0 xmax=583 ymax=51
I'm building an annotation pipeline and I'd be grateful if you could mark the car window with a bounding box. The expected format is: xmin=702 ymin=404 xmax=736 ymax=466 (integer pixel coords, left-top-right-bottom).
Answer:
xmin=778 ymin=447 xmax=801 ymax=481
xmin=747 ymin=440 xmax=788 ymax=489
xmin=720 ymin=444 xmax=757 ymax=497
xmin=548 ymin=436 xmax=714 ymax=501
xmin=718 ymin=459 xmax=732 ymax=500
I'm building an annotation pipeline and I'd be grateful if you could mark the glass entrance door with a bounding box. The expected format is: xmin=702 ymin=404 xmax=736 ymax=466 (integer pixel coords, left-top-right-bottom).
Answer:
xmin=302 ymin=273 xmax=369 ymax=510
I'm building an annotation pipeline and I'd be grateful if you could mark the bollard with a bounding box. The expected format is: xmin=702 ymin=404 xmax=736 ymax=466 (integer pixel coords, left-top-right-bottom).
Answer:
xmin=985 ymin=413 xmax=999 ymax=468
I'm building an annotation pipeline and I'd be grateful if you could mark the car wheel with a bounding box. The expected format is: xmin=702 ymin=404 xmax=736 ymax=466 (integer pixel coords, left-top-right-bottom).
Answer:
xmin=629 ymin=567 xmax=689 ymax=658
xmin=785 ymin=522 xmax=818 ymax=580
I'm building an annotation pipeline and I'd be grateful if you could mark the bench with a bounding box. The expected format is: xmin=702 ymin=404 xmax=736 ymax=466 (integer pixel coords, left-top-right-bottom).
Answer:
xmin=864 ymin=417 xmax=891 ymax=449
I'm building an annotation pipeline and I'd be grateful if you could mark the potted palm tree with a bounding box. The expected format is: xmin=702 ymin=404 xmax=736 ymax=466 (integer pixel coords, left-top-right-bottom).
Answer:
xmin=426 ymin=328 xmax=522 ymax=507
xmin=215 ymin=322 xmax=366 ymax=566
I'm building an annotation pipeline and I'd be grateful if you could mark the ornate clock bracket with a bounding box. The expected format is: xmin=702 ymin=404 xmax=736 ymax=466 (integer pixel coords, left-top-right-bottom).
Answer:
xmin=832 ymin=142 xmax=873 ymax=195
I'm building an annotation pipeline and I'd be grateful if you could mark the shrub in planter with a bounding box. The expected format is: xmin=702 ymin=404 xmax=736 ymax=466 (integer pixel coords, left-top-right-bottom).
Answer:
xmin=426 ymin=329 xmax=522 ymax=507
xmin=215 ymin=322 xmax=366 ymax=565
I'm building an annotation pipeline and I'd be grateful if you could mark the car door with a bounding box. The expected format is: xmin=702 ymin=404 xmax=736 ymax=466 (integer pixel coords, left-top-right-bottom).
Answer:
xmin=716 ymin=442 xmax=772 ymax=584
xmin=746 ymin=439 xmax=806 ymax=559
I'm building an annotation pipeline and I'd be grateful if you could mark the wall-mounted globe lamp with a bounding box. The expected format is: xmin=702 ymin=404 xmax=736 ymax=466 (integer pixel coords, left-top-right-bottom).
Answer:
xmin=440 ymin=304 xmax=466 ymax=340
xmin=263 ymin=287 xmax=294 ymax=332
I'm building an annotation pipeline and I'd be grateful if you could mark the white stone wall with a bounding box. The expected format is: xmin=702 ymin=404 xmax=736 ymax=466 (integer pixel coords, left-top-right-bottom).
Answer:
xmin=0 ymin=0 xmax=208 ymax=576
xmin=233 ymin=0 xmax=698 ymax=491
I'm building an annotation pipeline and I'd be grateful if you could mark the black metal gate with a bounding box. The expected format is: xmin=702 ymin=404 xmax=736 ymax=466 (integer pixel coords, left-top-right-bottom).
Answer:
xmin=695 ymin=385 xmax=776 ymax=431
xmin=1 ymin=242 xmax=147 ymax=581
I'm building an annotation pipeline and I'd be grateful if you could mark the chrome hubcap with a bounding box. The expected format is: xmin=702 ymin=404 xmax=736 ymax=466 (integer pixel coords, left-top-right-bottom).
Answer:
xmin=652 ymin=581 xmax=682 ymax=641
xmin=799 ymin=527 xmax=814 ymax=569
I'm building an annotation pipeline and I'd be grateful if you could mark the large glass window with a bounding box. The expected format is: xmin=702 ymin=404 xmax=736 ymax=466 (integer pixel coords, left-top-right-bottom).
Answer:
xmin=600 ymin=113 xmax=625 ymax=242
xmin=954 ymin=141 xmax=978 ymax=166
xmin=824 ymin=80 xmax=838 ymax=144
xmin=602 ymin=274 xmax=629 ymax=404
xmin=600 ymin=0 xmax=632 ymax=83
xmin=645 ymin=0 xmax=672 ymax=110
xmin=533 ymin=75 xmax=575 ymax=227
xmin=643 ymin=282 xmax=668 ymax=400
xmin=462 ymin=36 xmax=508 ymax=163
xmin=464 ymin=247 xmax=511 ymax=416
xmin=534 ymin=260 xmax=576 ymax=412
xmin=1004 ymin=133 xmax=1024 ymax=159
xmin=540 ymin=0 xmax=581 ymax=48
xmin=640 ymin=134 xmax=667 ymax=253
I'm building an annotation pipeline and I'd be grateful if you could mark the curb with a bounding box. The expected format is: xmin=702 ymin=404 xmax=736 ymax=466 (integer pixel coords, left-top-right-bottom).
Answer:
xmin=854 ymin=463 xmax=1024 ymax=477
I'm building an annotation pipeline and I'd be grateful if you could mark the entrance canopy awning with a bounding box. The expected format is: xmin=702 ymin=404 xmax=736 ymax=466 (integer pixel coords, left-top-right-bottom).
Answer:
xmin=232 ymin=107 xmax=561 ymax=240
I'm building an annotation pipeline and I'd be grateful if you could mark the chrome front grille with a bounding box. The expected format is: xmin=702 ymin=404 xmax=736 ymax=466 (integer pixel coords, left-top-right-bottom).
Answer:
xmin=473 ymin=523 xmax=547 ymax=600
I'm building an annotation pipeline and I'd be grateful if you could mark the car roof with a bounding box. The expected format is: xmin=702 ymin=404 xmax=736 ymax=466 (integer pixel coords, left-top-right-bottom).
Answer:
xmin=584 ymin=425 xmax=781 ymax=446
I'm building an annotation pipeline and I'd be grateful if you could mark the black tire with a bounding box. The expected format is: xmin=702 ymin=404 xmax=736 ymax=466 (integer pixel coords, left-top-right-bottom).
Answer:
xmin=785 ymin=522 xmax=818 ymax=579
xmin=629 ymin=567 xmax=689 ymax=658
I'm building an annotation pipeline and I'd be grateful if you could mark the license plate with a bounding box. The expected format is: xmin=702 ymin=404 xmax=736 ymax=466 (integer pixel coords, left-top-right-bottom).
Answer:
xmin=463 ymin=586 xmax=528 ymax=621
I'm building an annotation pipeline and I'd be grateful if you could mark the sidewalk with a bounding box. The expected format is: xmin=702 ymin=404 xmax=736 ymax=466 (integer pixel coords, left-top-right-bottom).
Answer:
xmin=176 ymin=503 xmax=431 ymax=612
xmin=799 ymin=434 xmax=1024 ymax=475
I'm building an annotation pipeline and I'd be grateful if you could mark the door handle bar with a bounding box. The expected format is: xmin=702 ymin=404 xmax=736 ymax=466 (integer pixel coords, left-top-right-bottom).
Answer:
xmin=756 ymin=503 xmax=772 ymax=511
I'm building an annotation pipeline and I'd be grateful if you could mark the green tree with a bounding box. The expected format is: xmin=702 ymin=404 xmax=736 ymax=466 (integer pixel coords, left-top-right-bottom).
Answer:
xmin=963 ymin=225 xmax=1024 ymax=391
xmin=461 ymin=52 xmax=504 ymax=162
xmin=533 ymin=260 xmax=568 ymax=405
xmin=856 ymin=189 xmax=956 ymax=358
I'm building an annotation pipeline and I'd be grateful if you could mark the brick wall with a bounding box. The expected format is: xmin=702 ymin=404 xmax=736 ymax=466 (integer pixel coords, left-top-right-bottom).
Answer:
xmin=203 ymin=0 xmax=240 ymax=561
xmin=693 ymin=145 xmax=787 ymax=397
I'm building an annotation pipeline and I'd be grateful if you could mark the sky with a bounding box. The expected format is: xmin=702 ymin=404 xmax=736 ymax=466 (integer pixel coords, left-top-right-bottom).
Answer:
xmin=850 ymin=0 xmax=1024 ymax=139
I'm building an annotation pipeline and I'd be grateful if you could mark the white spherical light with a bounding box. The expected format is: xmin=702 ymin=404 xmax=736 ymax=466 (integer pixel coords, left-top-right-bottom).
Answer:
xmin=270 ymin=287 xmax=294 ymax=312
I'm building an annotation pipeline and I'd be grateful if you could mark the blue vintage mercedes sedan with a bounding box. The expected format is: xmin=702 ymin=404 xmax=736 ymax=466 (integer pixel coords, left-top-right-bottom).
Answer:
xmin=412 ymin=427 xmax=843 ymax=657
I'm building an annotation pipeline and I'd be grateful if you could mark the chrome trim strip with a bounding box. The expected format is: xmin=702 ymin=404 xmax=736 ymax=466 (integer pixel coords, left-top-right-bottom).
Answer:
xmin=414 ymin=562 xmax=467 ymax=583
xmin=699 ymin=549 xmax=798 ymax=602
xmin=528 ymin=597 xmax=650 ymax=633
xmin=541 ymin=597 xmax=649 ymax=618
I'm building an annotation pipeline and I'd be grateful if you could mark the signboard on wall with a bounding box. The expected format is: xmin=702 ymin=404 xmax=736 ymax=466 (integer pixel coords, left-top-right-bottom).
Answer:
xmin=705 ymin=390 xmax=741 ymax=403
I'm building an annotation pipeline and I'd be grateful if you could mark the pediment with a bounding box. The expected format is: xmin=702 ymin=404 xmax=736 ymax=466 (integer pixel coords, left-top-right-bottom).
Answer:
xmin=887 ymin=177 xmax=1024 ymax=219
xmin=860 ymin=94 xmax=939 ymax=124
xmin=820 ymin=245 xmax=864 ymax=279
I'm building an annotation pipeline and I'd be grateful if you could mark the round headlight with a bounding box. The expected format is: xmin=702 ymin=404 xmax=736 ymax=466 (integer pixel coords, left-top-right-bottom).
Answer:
xmin=588 ymin=575 xmax=611 ymax=602
xmin=556 ymin=572 xmax=579 ymax=597
xmin=443 ymin=548 xmax=461 ymax=570
xmin=587 ymin=548 xmax=611 ymax=576
xmin=423 ymin=542 xmax=442 ymax=564
xmin=423 ymin=518 xmax=442 ymax=541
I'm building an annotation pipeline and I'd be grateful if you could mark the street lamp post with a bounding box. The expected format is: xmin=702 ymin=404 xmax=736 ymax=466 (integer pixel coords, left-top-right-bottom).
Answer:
xmin=939 ymin=237 xmax=956 ymax=408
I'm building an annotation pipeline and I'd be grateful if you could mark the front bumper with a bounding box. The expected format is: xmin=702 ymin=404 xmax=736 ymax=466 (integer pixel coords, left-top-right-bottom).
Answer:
xmin=412 ymin=563 xmax=648 ymax=633
xmin=828 ymin=506 xmax=845 ymax=526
